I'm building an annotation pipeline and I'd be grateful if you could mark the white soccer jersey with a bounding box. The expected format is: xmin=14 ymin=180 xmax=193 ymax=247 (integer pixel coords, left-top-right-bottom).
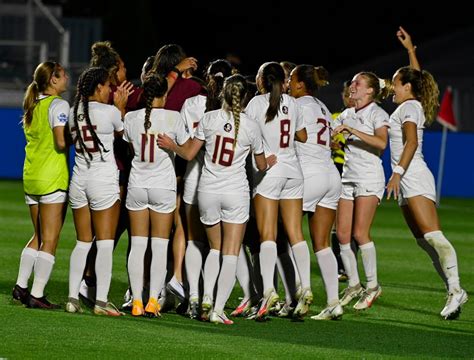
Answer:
xmin=69 ymin=101 xmax=123 ymax=178
xmin=38 ymin=95 xmax=69 ymax=129
xmin=123 ymin=108 xmax=190 ymax=189
xmin=389 ymin=100 xmax=428 ymax=173
xmin=245 ymin=93 xmax=305 ymax=179
xmin=195 ymin=109 xmax=264 ymax=194
xmin=333 ymin=102 xmax=389 ymax=183
xmin=295 ymin=96 xmax=333 ymax=170
xmin=180 ymin=95 xmax=206 ymax=181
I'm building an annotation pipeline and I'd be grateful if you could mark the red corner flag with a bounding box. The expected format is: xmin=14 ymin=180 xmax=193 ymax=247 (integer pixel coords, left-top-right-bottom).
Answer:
xmin=437 ymin=86 xmax=458 ymax=131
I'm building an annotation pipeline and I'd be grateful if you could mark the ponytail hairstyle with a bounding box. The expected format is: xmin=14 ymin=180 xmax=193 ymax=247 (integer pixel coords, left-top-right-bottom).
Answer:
xmin=222 ymin=74 xmax=248 ymax=148
xmin=205 ymin=59 xmax=233 ymax=112
xmin=23 ymin=61 xmax=63 ymax=127
xmin=90 ymin=41 xmax=121 ymax=85
xmin=72 ymin=67 xmax=110 ymax=163
xmin=258 ymin=62 xmax=285 ymax=123
xmin=293 ymin=64 xmax=330 ymax=97
xmin=142 ymin=73 xmax=168 ymax=134
xmin=395 ymin=66 xmax=440 ymax=126
xmin=358 ymin=71 xmax=392 ymax=103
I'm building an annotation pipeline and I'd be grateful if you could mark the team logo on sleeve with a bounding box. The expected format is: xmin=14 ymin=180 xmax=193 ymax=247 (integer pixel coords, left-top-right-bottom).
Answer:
xmin=404 ymin=114 xmax=412 ymax=120
xmin=184 ymin=122 xmax=190 ymax=134
xmin=58 ymin=112 xmax=68 ymax=123
xmin=224 ymin=123 xmax=232 ymax=132
xmin=321 ymin=107 xmax=326 ymax=116
xmin=282 ymin=106 xmax=288 ymax=114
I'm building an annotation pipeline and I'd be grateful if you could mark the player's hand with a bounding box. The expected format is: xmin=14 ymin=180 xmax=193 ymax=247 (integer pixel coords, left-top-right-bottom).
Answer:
xmin=157 ymin=133 xmax=177 ymax=151
xmin=266 ymin=154 xmax=277 ymax=169
xmin=177 ymin=57 xmax=198 ymax=73
xmin=386 ymin=173 xmax=401 ymax=200
xmin=397 ymin=26 xmax=416 ymax=52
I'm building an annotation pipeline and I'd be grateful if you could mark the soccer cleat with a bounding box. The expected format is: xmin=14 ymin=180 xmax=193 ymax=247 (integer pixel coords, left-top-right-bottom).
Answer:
xmin=201 ymin=295 xmax=213 ymax=321
xmin=353 ymin=285 xmax=382 ymax=310
xmin=166 ymin=277 xmax=186 ymax=303
xmin=65 ymin=297 xmax=83 ymax=313
xmin=94 ymin=301 xmax=125 ymax=316
xmin=131 ymin=299 xmax=145 ymax=317
xmin=158 ymin=293 xmax=175 ymax=313
xmin=293 ymin=288 xmax=313 ymax=319
xmin=210 ymin=310 xmax=234 ymax=325
xmin=188 ymin=297 xmax=199 ymax=319
xmin=79 ymin=280 xmax=96 ymax=308
xmin=338 ymin=271 xmax=348 ymax=283
xmin=231 ymin=298 xmax=252 ymax=317
xmin=28 ymin=295 xmax=61 ymax=310
xmin=121 ymin=288 xmax=133 ymax=311
xmin=255 ymin=288 xmax=279 ymax=321
xmin=311 ymin=302 xmax=343 ymax=320
xmin=277 ymin=301 xmax=297 ymax=318
xmin=144 ymin=297 xmax=161 ymax=318
xmin=339 ymin=283 xmax=364 ymax=307
xmin=245 ymin=304 xmax=260 ymax=320
xmin=440 ymin=288 xmax=468 ymax=320
xmin=12 ymin=284 xmax=30 ymax=305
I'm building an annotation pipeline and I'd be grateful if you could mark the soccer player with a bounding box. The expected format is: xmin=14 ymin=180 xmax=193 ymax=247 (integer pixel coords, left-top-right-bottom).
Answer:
xmin=333 ymin=71 xmax=391 ymax=310
xmin=386 ymin=26 xmax=468 ymax=319
xmin=13 ymin=61 xmax=70 ymax=309
xmin=123 ymin=73 xmax=190 ymax=317
xmin=288 ymin=64 xmax=344 ymax=320
xmin=245 ymin=62 xmax=312 ymax=320
xmin=158 ymin=74 xmax=273 ymax=324
xmin=66 ymin=67 xmax=128 ymax=316
xmin=180 ymin=59 xmax=233 ymax=318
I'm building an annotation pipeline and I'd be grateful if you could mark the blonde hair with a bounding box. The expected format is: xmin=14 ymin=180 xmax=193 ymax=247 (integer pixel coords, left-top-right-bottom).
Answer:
xmin=23 ymin=61 xmax=63 ymax=126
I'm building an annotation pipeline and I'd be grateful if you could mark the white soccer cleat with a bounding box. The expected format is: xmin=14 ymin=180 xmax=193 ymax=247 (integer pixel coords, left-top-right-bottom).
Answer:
xmin=201 ymin=294 xmax=213 ymax=321
xmin=339 ymin=283 xmax=364 ymax=307
xmin=311 ymin=302 xmax=343 ymax=320
xmin=353 ymin=285 xmax=382 ymax=310
xmin=65 ymin=297 xmax=83 ymax=314
xmin=210 ymin=310 xmax=234 ymax=325
xmin=255 ymin=288 xmax=279 ymax=321
xmin=277 ymin=301 xmax=296 ymax=318
xmin=293 ymin=288 xmax=313 ymax=318
xmin=440 ymin=288 xmax=468 ymax=320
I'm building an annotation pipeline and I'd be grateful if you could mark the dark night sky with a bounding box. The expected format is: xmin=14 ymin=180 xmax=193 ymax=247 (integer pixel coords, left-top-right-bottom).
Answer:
xmin=50 ymin=0 xmax=474 ymax=80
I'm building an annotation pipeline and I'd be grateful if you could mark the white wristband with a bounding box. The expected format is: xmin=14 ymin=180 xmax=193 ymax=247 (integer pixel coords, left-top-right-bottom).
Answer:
xmin=393 ymin=165 xmax=405 ymax=176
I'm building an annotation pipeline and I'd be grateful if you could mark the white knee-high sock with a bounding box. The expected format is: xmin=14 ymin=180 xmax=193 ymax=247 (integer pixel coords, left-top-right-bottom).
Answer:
xmin=416 ymin=237 xmax=448 ymax=289
xmin=127 ymin=236 xmax=148 ymax=303
xmin=30 ymin=251 xmax=55 ymax=298
xmin=185 ymin=240 xmax=207 ymax=300
xmin=16 ymin=247 xmax=38 ymax=288
xmin=340 ymin=243 xmax=360 ymax=287
xmin=149 ymin=237 xmax=169 ymax=300
xmin=259 ymin=241 xmax=277 ymax=294
xmin=203 ymin=249 xmax=221 ymax=300
xmin=424 ymin=231 xmax=460 ymax=292
xmin=95 ymin=240 xmax=114 ymax=303
xmin=360 ymin=242 xmax=378 ymax=289
xmin=316 ymin=247 xmax=339 ymax=305
xmin=287 ymin=242 xmax=301 ymax=287
xmin=236 ymin=246 xmax=252 ymax=301
xmin=291 ymin=241 xmax=311 ymax=289
xmin=276 ymin=255 xmax=293 ymax=303
xmin=68 ymin=240 xmax=92 ymax=299
xmin=214 ymin=255 xmax=238 ymax=313
xmin=251 ymin=253 xmax=263 ymax=298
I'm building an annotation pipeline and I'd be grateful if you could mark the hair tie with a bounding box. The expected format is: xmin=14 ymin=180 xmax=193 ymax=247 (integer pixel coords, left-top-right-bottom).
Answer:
xmin=214 ymin=72 xmax=224 ymax=78
xmin=379 ymin=78 xmax=386 ymax=89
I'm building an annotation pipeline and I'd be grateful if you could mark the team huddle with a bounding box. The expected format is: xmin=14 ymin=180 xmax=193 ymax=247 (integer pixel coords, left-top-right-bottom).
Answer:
xmin=12 ymin=27 xmax=468 ymax=324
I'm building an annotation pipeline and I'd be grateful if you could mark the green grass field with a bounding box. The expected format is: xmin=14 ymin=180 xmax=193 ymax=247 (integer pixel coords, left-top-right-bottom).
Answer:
xmin=0 ymin=180 xmax=472 ymax=359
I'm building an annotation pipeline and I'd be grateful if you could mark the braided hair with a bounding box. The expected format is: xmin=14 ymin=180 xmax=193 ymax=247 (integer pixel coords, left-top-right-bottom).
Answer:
xmin=72 ymin=67 xmax=110 ymax=163
xmin=142 ymin=73 xmax=168 ymax=135
xmin=222 ymin=74 xmax=248 ymax=148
